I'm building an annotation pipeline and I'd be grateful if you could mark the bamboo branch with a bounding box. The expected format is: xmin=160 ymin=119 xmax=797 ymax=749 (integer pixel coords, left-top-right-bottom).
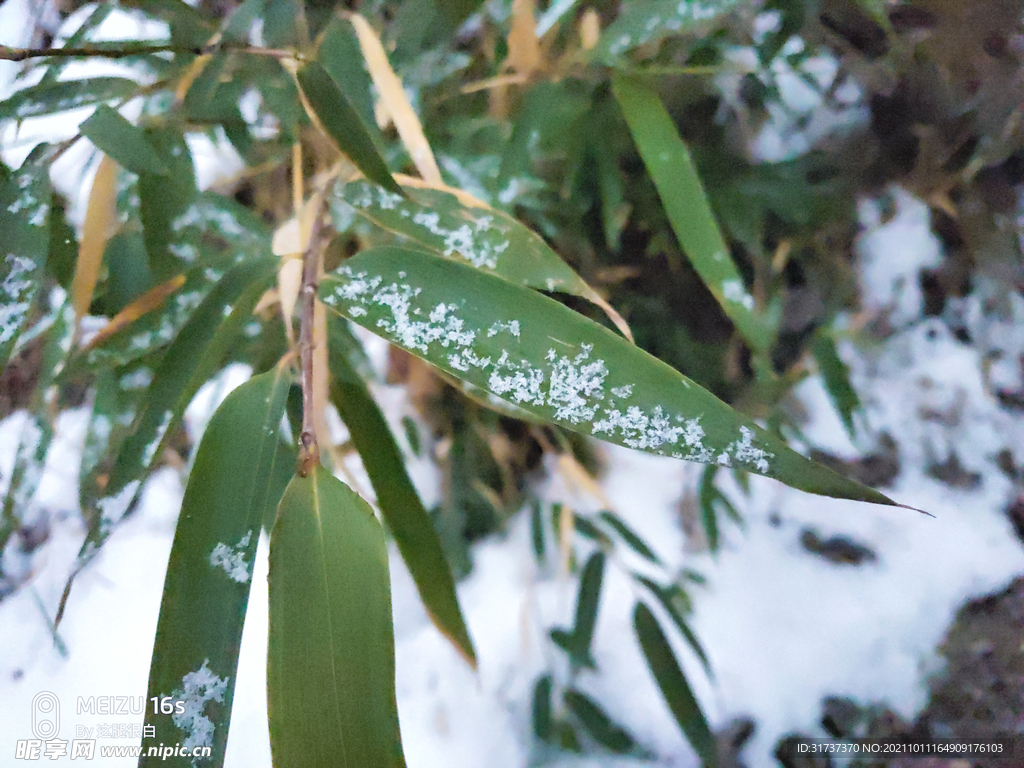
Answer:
xmin=0 ymin=41 xmax=301 ymax=62
xmin=297 ymin=213 xmax=324 ymax=477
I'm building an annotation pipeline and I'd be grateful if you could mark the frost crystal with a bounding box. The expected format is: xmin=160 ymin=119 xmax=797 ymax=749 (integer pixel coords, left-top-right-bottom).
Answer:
xmin=209 ymin=531 xmax=253 ymax=583
xmin=721 ymin=279 xmax=755 ymax=311
xmin=1 ymin=254 xmax=36 ymax=345
xmin=142 ymin=411 xmax=174 ymax=466
xmin=98 ymin=480 xmax=142 ymax=535
xmin=171 ymin=660 xmax=228 ymax=758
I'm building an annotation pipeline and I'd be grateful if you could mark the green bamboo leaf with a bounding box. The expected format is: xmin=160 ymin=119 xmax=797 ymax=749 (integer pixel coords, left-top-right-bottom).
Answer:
xmin=139 ymin=127 xmax=197 ymax=278
xmin=318 ymin=246 xmax=910 ymax=508
xmin=633 ymin=602 xmax=717 ymax=767
xmin=334 ymin=178 xmax=629 ymax=335
xmin=221 ymin=0 xmax=265 ymax=42
xmin=0 ymin=77 xmax=140 ymax=121
xmin=105 ymin=256 xmax=277 ymax=501
xmin=596 ymin=0 xmax=740 ymax=61
xmin=317 ymin=16 xmax=381 ymax=148
xmin=268 ymin=464 xmax=406 ymax=768
xmin=47 ymin=193 xmax=77 ymax=291
xmin=327 ymin=317 xmax=476 ymax=666
xmin=634 ymin=574 xmax=711 ymax=677
xmin=612 ymin=75 xmax=772 ymax=352
xmin=531 ymin=674 xmax=554 ymax=741
xmin=140 ymin=364 xmax=292 ymax=768
xmin=530 ymin=499 xmax=546 ymax=565
xmin=598 ymin=510 xmax=661 ymax=565
xmin=296 ymin=62 xmax=402 ymax=196
xmin=550 ymin=550 xmax=605 ymax=669
xmin=0 ymin=149 xmax=51 ymax=370
xmin=811 ymin=331 xmax=862 ymax=440
xmin=80 ymin=105 xmax=168 ymax=176
xmin=564 ymin=688 xmax=639 ymax=755
xmin=132 ymin=0 xmax=214 ymax=48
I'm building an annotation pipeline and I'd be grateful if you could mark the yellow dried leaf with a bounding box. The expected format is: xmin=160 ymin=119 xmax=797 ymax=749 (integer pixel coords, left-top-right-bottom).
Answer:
xmin=347 ymin=13 xmax=442 ymax=185
xmin=506 ymin=0 xmax=541 ymax=77
xmin=580 ymin=9 xmax=601 ymax=50
xmin=277 ymin=257 xmax=302 ymax=345
xmin=72 ymin=155 xmax=119 ymax=324
xmin=85 ymin=274 xmax=186 ymax=349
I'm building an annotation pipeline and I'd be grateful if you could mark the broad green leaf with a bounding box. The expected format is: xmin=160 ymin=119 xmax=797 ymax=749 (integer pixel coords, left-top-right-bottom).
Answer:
xmin=296 ymin=62 xmax=402 ymax=196
xmin=0 ymin=150 xmax=51 ymax=369
xmin=327 ymin=317 xmax=476 ymax=666
xmin=811 ymin=331 xmax=862 ymax=440
xmin=318 ymin=247 xmax=908 ymax=508
xmin=0 ymin=77 xmax=140 ymax=121
xmin=268 ymin=465 xmax=406 ymax=768
xmin=634 ymin=574 xmax=711 ymax=677
xmin=335 ymin=178 xmax=629 ymax=336
xmin=564 ymin=688 xmax=639 ymax=755
xmin=221 ymin=0 xmax=265 ymax=42
xmin=598 ymin=510 xmax=661 ymax=565
xmin=80 ymin=105 xmax=168 ymax=176
xmin=132 ymin=0 xmax=214 ymax=48
xmin=634 ymin=602 xmax=716 ymax=767
xmin=612 ymin=75 xmax=772 ymax=352
xmin=47 ymin=193 xmax=77 ymax=290
xmin=550 ymin=551 xmax=605 ymax=669
xmin=141 ymin=364 xmax=292 ymax=768
xmin=596 ymin=0 xmax=740 ymax=61
xmin=105 ymin=255 xmax=277 ymax=501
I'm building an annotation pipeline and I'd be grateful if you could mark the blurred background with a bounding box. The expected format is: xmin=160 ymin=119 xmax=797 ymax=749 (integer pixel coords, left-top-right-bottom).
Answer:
xmin=1 ymin=0 xmax=1024 ymax=766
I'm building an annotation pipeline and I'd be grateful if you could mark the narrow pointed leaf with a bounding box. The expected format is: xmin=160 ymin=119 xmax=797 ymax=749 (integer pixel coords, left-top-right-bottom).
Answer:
xmin=633 ymin=602 xmax=716 ymax=767
xmin=0 ymin=149 xmax=52 ymax=370
xmin=564 ymin=688 xmax=639 ymax=754
xmin=140 ymin=364 xmax=291 ymax=768
xmin=634 ymin=574 xmax=711 ymax=677
xmin=598 ymin=510 xmax=661 ymax=565
xmin=596 ymin=0 xmax=740 ymax=61
xmin=532 ymin=674 xmax=554 ymax=741
xmin=0 ymin=77 xmax=139 ymax=121
xmin=327 ymin=317 xmax=476 ymax=666
xmin=335 ymin=178 xmax=630 ymax=337
xmin=106 ymin=256 xmax=277 ymax=499
xmin=612 ymin=75 xmax=770 ymax=351
xmin=296 ymin=62 xmax=402 ymax=195
xmin=319 ymin=247 xmax=909 ymax=508
xmin=139 ymin=128 xmax=198 ymax=278
xmin=550 ymin=550 xmax=605 ymax=669
xmin=268 ymin=465 xmax=406 ymax=768
xmin=80 ymin=105 xmax=168 ymax=176
xmin=811 ymin=331 xmax=862 ymax=439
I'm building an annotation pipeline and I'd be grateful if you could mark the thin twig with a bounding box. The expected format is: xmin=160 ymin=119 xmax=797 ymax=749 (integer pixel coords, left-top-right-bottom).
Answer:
xmin=0 ymin=41 xmax=301 ymax=62
xmin=297 ymin=213 xmax=324 ymax=477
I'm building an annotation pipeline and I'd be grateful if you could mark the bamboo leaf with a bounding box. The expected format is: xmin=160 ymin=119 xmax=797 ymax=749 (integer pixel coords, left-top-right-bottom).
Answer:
xmin=0 ymin=149 xmax=51 ymax=370
xmin=531 ymin=674 xmax=554 ymax=741
xmin=811 ymin=330 xmax=862 ymax=440
xmin=596 ymin=0 xmax=740 ymax=61
xmin=612 ymin=75 xmax=771 ymax=352
xmin=550 ymin=550 xmax=605 ymax=669
xmin=327 ymin=317 xmax=476 ymax=666
xmin=316 ymin=16 xmax=379 ymax=145
xmin=105 ymin=256 xmax=277 ymax=500
xmin=72 ymin=155 xmax=119 ymax=323
xmin=348 ymin=13 xmax=442 ymax=184
xmin=334 ymin=178 xmax=632 ymax=338
xmin=564 ymin=688 xmax=639 ymax=754
xmin=598 ymin=510 xmax=661 ymax=565
xmin=141 ymin=363 xmax=292 ymax=768
xmin=0 ymin=77 xmax=140 ymax=121
xmin=634 ymin=574 xmax=711 ymax=677
xmin=318 ymin=246 xmax=911 ymax=508
xmin=295 ymin=62 xmax=403 ymax=196
xmin=268 ymin=464 xmax=406 ymax=768
xmin=80 ymin=106 xmax=169 ymax=176
xmin=138 ymin=127 xmax=197 ymax=278
xmin=633 ymin=602 xmax=717 ymax=767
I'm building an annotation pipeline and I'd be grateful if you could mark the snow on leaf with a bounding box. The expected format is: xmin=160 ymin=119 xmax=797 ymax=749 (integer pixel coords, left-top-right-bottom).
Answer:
xmin=209 ymin=531 xmax=254 ymax=583
xmin=170 ymin=659 xmax=229 ymax=758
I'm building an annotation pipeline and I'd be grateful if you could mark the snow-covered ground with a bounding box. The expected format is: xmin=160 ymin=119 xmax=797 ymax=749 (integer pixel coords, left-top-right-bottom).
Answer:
xmin=2 ymin=3 xmax=1024 ymax=767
